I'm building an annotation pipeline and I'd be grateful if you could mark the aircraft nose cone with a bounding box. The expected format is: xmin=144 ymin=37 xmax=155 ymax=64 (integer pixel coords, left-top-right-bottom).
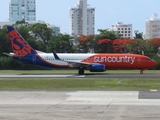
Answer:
xmin=153 ymin=60 xmax=158 ymax=67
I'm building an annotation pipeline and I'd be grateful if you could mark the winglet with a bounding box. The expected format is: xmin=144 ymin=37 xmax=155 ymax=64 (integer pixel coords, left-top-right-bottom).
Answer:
xmin=52 ymin=50 xmax=60 ymax=60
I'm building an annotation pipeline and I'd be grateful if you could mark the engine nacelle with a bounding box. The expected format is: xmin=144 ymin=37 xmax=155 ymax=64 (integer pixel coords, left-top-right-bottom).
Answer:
xmin=89 ymin=64 xmax=105 ymax=72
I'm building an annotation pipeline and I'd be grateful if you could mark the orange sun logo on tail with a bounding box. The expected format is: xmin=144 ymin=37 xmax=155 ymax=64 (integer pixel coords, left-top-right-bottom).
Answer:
xmin=8 ymin=26 xmax=36 ymax=56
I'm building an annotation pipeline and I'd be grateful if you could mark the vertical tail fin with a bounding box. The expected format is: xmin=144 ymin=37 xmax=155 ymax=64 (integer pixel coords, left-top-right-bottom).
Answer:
xmin=7 ymin=26 xmax=36 ymax=56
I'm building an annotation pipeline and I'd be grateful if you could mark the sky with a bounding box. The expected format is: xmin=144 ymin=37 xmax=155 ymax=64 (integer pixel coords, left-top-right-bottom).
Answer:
xmin=1 ymin=0 xmax=160 ymax=35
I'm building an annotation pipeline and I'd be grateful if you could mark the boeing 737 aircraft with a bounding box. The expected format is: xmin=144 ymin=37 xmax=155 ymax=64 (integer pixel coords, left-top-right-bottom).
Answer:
xmin=4 ymin=26 xmax=158 ymax=75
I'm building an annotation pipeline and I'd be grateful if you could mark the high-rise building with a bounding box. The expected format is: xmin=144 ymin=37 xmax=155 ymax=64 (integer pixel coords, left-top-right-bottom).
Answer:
xmin=69 ymin=0 xmax=95 ymax=37
xmin=9 ymin=0 xmax=36 ymax=22
xmin=110 ymin=22 xmax=133 ymax=39
xmin=50 ymin=25 xmax=60 ymax=36
xmin=146 ymin=14 xmax=160 ymax=39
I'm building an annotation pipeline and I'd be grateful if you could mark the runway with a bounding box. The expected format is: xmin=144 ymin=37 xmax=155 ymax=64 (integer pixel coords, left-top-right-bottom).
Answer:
xmin=0 ymin=73 xmax=160 ymax=119
xmin=0 ymin=73 xmax=160 ymax=78
xmin=0 ymin=90 xmax=160 ymax=120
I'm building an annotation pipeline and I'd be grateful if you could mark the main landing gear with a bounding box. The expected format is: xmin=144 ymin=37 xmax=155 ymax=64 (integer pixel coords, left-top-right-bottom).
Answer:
xmin=78 ymin=67 xmax=84 ymax=75
xmin=140 ymin=70 xmax=143 ymax=74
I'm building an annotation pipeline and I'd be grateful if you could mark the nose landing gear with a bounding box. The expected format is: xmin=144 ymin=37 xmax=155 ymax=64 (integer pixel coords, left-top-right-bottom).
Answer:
xmin=140 ymin=70 xmax=143 ymax=74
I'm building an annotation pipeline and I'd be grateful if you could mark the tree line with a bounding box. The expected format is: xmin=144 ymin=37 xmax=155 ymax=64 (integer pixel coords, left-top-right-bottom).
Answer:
xmin=0 ymin=20 xmax=160 ymax=70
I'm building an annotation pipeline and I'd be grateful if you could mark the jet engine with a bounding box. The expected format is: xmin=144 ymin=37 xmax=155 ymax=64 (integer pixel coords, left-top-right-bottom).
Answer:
xmin=89 ymin=64 xmax=105 ymax=72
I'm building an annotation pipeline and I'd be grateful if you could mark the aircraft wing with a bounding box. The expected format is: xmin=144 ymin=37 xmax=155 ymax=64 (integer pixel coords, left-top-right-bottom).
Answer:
xmin=65 ymin=61 xmax=92 ymax=68
xmin=52 ymin=50 xmax=95 ymax=68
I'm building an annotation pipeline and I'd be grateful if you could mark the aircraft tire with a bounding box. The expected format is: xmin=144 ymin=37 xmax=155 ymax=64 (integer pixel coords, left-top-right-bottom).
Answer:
xmin=140 ymin=70 xmax=143 ymax=74
xmin=79 ymin=68 xmax=84 ymax=75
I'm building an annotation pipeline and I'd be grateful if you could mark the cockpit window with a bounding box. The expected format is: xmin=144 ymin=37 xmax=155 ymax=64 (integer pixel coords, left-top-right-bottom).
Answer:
xmin=146 ymin=58 xmax=152 ymax=61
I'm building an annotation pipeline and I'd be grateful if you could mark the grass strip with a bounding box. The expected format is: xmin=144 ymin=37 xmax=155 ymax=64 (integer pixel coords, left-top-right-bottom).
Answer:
xmin=0 ymin=70 xmax=160 ymax=74
xmin=0 ymin=78 xmax=160 ymax=90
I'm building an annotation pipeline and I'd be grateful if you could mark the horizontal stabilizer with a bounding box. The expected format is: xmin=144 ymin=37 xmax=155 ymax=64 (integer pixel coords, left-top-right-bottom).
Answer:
xmin=3 ymin=52 xmax=23 ymax=58
xmin=3 ymin=52 xmax=13 ymax=57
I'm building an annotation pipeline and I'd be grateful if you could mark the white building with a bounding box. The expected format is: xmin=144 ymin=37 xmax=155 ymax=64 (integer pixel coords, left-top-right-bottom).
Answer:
xmin=0 ymin=21 xmax=60 ymax=35
xmin=110 ymin=22 xmax=133 ymax=39
xmin=9 ymin=0 xmax=36 ymax=22
xmin=0 ymin=21 xmax=43 ymax=29
xmin=50 ymin=25 xmax=60 ymax=36
xmin=69 ymin=0 xmax=95 ymax=37
xmin=146 ymin=14 xmax=160 ymax=39
xmin=0 ymin=22 xmax=15 ymax=29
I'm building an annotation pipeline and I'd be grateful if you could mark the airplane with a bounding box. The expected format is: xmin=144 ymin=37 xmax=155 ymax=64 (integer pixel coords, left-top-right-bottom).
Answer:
xmin=3 ymin=26 xmax=158 ymax=75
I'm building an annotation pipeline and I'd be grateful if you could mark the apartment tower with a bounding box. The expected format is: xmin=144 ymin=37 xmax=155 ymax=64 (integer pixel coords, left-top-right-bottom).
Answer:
xmin=146 ymin=14 xmax=160 ymax=39
xmin=9 ymin=0 xmax=36 ymax=22
xmin=69 ymin=0 xmax=95 ymax=37
xmin=110 ymin=22 xmax=133 ymax=39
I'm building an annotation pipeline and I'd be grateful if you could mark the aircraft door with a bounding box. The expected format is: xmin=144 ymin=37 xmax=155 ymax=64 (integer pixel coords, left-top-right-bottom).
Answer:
xmin=137 ymin=57 xmax=141 ymax=64
xmin=32 ymin=55 xmax=36 ymax=64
